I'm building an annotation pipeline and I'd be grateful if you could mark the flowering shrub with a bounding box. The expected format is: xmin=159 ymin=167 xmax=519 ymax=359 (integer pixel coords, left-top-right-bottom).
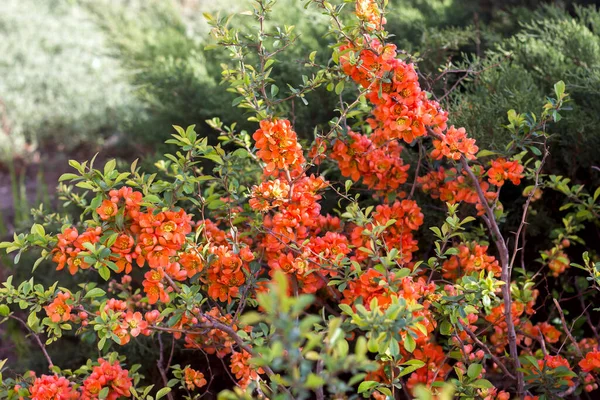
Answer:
xmin=1 ymin=1 xmax=600 ymax=399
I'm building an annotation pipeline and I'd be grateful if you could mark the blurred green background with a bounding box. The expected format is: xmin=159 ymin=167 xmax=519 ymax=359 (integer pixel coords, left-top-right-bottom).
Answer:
xmin=1 ymin=0 xmax=600 ymax=389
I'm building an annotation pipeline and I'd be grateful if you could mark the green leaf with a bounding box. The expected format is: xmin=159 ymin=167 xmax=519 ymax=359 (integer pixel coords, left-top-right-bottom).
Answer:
xmin=554 ymin=80 xmax=565 ymax=98
xmin=357 ymin=381 xmax=378 ymax=394
xmin=335 ymin=81 xmax=345 ymax=95
xmin=31 ymin=224 xmax=45 ymax=237
xmin=471 ymin=379 xmax=493 ymax=389
xmin=98 ymin=266 xmax=110 ymax=281
xmin=0 ymin=304 xmax=10 ymax=317
xmin=156 ymin=387 xmax=171 ymax=400
xmin=58 ymin=173 xmax=80 ymax=182
xmin=271 ymin=84 xmax=279 ymax=97
xmin=103 ymin=159 xmax=116 ymax=176
xmin=85 ymin=288 xmax=106 ymax=299
xmin=399 ymin=360 xmax=425 ymax=377
xmin=305 ymin=373 xmax=325 ymax=389
xmin=475 ymin=149 xmax=497 ymax=158
xmin=99 ymin=386 xmax=110 ymax=400
xmin=27 ymin=311 xmax=38 ymax=328
xmin=467 ymin=363 xmax=483 ymax=379
xmin=403 ymin=335 xmax=416 ymax=353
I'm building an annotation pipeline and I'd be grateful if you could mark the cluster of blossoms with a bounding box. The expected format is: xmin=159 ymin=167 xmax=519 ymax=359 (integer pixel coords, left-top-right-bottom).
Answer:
xmin=81 ymin=359 xmax=132 ymax=400
xmin=355 ymin=0 xmax=385 ymax=30
xmin=51 ymin=186 xmax=194 ymax=306
xmin=28 ymin=374 xmax=78 ymax=400
xmin=330 ymin=131 xmax=410 ymax=194
xmin=487 ymin=158 xmax=524 ymax=187
xmin=184 ymin=307 xmax=239 ymax=357
xmin=544 ymin=245 xmax=571 ymax=278
xmin=105 ymin=299 xmax=153 ymax=345
xmin=230 ymin=350 xmax=264 ymax=390
xmin=418 ymin=166 xmax=499 ymax=215
xmin=351 ymin=199 xmax=423 ymax=264
xmin=342 ymin=270 xmax=447 ymax=392
xmin=183 ymin=367 xmax=207 ymax=391
xmin=23 ymin=359 xmax=132 ymax=400
xmin=442 ymin=242 xmax=501 ymax=280
xmin=251 ymin=118 xmax=343 ymax=294
xmin=580 ymin=350 xmax=600 ymax=392
xmin=47 ymin=186 xmax=264 ymax=387
xmin=430 ymin=126 xmax=478 ymax=161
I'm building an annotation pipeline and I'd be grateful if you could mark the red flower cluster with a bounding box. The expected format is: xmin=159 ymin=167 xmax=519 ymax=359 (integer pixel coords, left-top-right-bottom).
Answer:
xmin=331 ymin=131 xmax=410 ymax=194
xmin=431 ymin=126 xmax=478 ymax=161
xmin=405 ymin=343 xmax=452 ymax=392
xmin=355 ymin=0 xmax=385 ymax=30
xmin=342 ymin=270 xmax=436 ymax=343
xmin=340 ymin=39 xmax=448 ymax=144
xmin=484 ymin=298 xmax=539 ymax=354
xmin=183 ymin=367 xmax=207 ymax=390
xmin=51 ymin=186 xmax=196 ymax=306
xmin=580 ymin=350 xmax=600 ymax=372
xmin=205 ymin=244 xmax=254 ymax=303
xmin=28 ymin=374 xmax=78 ymax=400
xmin=522 ymin=321 xmax=561 ymax=345
xmin=81 ymin=359 xmax=132 ymax=400
xmin=442 ymin=242 xmax=501 ymax=280
xmin=545 ymin=248 xmax=570 ymax=277
xmin=487 ymin=158 xmax=524 ymax=186
xmin=418 ymin=167 xmax=497 ymax=215
xmin=350 ymin=200 xmax=423 ymax=264
xmin=527 ymin=355 xmax=575 ymax=388
xmin=184 ymin=307 xmax=238 ymax=358
xmin=253 ymin=119 xmax=305 ymax=176
xmin=230 ymin=350 xmax=264 ymax=390
xmin=52 ymin=227 xmax=101 ymax=275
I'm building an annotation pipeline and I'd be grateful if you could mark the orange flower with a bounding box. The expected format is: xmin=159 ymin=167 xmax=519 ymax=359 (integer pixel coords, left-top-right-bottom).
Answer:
xmin=252 ymin=119 xmax=305 ymax=175
xmin=487 ymin=158 xmax=524 ymax=186
xmin=580 ymin=350 xmax=600 ymax=372
xmin=143 ymin=270 xmax=170 ymax=305
xmin=179 ymin=250 xmax=204 ymax=278
xmin=44 ymin=292 xmax=72 ymax=323
xmin=355 ymin=0 xmax=385 ymax=30
xmin=431 ymin=126 xmax=478 ymax=161
xmin=183 ymin=367 xmax=207 ymax=390
xmin=230 ymin=350 xmax=264 ymax=389
xmin=97 ymin=199 xmax=118 ymax=220
xmin=123 ymin=311 xmax=148 ymax=337
xmin=545 ymin=248 xmax=570 ymax=277
xmin=29 ymin=374 xmax=78 ymax=400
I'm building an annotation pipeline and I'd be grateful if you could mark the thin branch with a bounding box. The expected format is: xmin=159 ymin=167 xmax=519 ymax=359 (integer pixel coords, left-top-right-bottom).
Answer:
xmin=157 ymin=333 xmax=175 ymax=400
xmin=9 ymin=315 xmax=53 ymax=368
xmin=553 ymin=298 xmax=583 ymax=358
xmin=427 ymin=126 xmax=524 ymax=396
xmin=509 ymin=139 xmax=548 ymax=271
xmin=462 ymin=324 xmax=516 ymax=380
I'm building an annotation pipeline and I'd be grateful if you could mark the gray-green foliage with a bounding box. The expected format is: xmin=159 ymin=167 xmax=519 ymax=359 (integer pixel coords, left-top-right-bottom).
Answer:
xmin=0 ymin=0 xmax=140 ymax=160
xmin=448 ymin=5 xmax=600 ymax=180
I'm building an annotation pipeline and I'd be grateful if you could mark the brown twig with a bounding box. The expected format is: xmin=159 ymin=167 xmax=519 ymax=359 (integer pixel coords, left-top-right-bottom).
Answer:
xmin=426 ymin=126 xmax=523 ymax=395
xmin=509 ymin=139 xmax=549 ymax=271
xmin=458 ymin=156 xmax=523 ymax=396
xmin=553 ymin=298 xmax=583 ymax=358
xmin=462 ymin=324 xmax=516 ymax=380
xmin=157 ymin=333 xmax=175 ymax=400
xmin=9 ymin=315 xmax=53 ymax=368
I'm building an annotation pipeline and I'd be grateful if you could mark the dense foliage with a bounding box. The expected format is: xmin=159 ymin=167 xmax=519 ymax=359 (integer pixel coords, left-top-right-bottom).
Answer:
xmin=1 ymin=1 xmax=600 ymax=400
